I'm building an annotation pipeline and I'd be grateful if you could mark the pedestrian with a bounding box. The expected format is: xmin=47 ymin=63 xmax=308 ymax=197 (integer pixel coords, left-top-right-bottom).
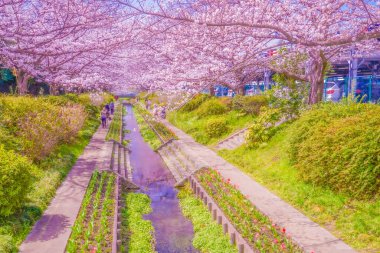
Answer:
xmin=106 ymin=108 xmax=111 ymax=121
xmin=101 ymin=108 xmax=107 ymax=128
xmin=153 ymin=104 xmax=159 ymax=119
xmin=146 ymin=99 xmax=151 ymax=110
xmin=105 ymin=103 xmax=110 ymax=112
xmin=160 ymin=106 xmax=166 ymax=119
xmin=109 ymin=101 xmax=115 ymax=115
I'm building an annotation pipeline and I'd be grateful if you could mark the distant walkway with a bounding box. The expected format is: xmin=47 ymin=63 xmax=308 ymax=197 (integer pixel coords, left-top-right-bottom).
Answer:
xmin=19 ymin=126 xmax=113 ymax=253
xmin=214 ymin=127 xmax=248 ymax=150
xmin=160 ymin=119 xmax=356 ymax=253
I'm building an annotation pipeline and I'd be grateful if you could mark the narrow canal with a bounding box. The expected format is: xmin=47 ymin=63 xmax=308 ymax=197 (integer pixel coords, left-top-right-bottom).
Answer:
xmin=123 ymin=104 xmax=197 ymax=253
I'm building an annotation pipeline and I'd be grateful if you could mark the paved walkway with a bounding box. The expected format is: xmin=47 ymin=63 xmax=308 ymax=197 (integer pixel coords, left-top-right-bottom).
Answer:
xmin=19 ymin=126 xmax=113 ymax=253
xmin=161 ymin=119 xmax=356 ymax=253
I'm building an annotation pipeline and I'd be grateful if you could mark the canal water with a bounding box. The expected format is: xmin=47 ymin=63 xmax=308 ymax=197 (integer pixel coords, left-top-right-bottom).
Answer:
xmin=123 ymin=104 xmax=197 ymax=253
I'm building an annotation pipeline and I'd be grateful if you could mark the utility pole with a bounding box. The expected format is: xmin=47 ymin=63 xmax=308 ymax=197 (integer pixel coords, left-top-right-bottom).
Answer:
xmin=264 ymin=70 xmax=271 ymax=90
xmin=347 ymin=48 xmax=358 ymax=97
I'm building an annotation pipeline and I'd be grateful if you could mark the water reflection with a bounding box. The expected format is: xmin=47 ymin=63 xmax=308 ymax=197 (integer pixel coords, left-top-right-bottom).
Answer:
xmin=123 ymin=104 xmax=197 ymax=253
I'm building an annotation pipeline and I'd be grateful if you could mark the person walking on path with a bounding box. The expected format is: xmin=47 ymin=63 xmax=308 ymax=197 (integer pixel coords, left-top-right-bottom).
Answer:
xmin=101 ymin=108 xmax=107 ymax=128
xmin=160 ymin=106 xmax=166 ymax=119
xmin=109 ymin=101 xmax=114 ymax=115
xmin=104 ymin=104 xmax=111 ymax=121
xmin=153 ymin=104 xmax=159 ymax=119
xmin=146 ymin=99 xmax=151 ymax=110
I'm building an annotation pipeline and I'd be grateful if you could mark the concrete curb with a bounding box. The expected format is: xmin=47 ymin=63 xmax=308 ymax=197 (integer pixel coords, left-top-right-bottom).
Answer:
xmin=189 ymin=175 xmax=255 ymax=253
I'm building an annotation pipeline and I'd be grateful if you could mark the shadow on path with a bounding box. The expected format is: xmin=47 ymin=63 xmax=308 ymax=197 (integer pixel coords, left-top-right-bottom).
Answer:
xmin=24 ymin=214 xmax=71 ymax=242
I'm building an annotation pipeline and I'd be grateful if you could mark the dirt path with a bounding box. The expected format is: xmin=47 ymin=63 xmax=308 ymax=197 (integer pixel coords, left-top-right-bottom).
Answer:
xmin=19 ymin=126 xmax=113 ymax=253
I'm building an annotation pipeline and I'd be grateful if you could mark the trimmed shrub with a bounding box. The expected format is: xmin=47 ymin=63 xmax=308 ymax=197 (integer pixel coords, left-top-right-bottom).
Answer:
xmin=0 ymin=235 xmax=13 ymax=253
xmin=218 ymin=97 xmax=232 ymax=109
xmin=180 ymin=94 xmax=210 ymax=112
xmin=245 ymin=107 xmax=281 ymax=148
xmin=196 ymin=98 xmax=227 ymax=117
xmin=232 ymin=95 xmax=268 ymax=115
xmin=0 ymin=96 xmax=87 ymax=161
xmin=205 ymin=118 xmax=228 ymax=138
xmin=44 ymin=93 xmax=111 ymax=120
xmin=0 ymin=146 xmax=37 ymax=216
xmin=17 ymin=104 xmax=87 ymax=161
xmin=289 ymin=102 xmax=380 ymax=199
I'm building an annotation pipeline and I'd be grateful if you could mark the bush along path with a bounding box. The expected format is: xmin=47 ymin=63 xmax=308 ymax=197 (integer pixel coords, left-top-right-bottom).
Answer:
xmin=0 ymin=94 xmax=112 ymax=252
xmin=219 ymin=102 xmax=380 ymax=251
xmin=158 ymin=118 xmax=357 ymax=253
xmin=167 ymin=94 xmax=257 ymax=146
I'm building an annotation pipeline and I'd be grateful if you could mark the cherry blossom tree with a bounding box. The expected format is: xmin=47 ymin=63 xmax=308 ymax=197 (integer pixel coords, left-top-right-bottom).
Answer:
xmin=119 ymin=17 xmax=279 ymax=96
xmin=119 ymin=0 xmax=380 ymax=103
xmin=0 ymin=0 xmax=131 ymax=94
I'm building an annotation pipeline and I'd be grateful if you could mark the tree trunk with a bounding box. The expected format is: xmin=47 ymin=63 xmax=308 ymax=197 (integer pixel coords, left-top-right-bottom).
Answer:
xmin=236 ymin=85 xmax=245 ymax=95
xmin=15 ymin=69 xmax=30 ymax=95
xmin=50 ymin=85 xmax=59 ymax=95
xmin=308 ymin=77 xmax=324 ymax=104
xmin=209 ymin=85 xmax=215 ymax=96
xmin=306 ymin=51 xmax=326 ymax=104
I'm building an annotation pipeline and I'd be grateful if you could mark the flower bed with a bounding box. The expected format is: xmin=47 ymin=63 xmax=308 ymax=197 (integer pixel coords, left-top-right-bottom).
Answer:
xmin=66 ymin=171 xmax=116 ymax=253
xmin=196 ymin=168 xmax=302 ymax=252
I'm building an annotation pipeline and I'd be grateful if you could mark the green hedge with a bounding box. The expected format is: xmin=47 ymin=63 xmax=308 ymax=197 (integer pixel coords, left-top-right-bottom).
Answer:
xmin=0 ymin=146 xmax=37 ymax=216
xmin=0 ymin=235 xmax=13 ymax=253
xmin=0 ymin=96 xmax=87 ymax=161
xmin=232 ymin=95 xmax=268 ymax=115
xmin=180 ymin=94 xmax=210 ymax=112
xmin=289 ymin=102 xmax=380 ymax=199
xmin=205 ymin=118 xmax=228 ymax=138
xmin=196 ymin=98 xmax=227 ymax=117
xmin=0 ymin=93 xmax=108 ymax=252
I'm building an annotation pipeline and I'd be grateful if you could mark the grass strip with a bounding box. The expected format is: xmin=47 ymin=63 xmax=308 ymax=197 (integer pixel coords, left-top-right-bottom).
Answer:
xmin=177 ymin=183 xmax=237 ymax=253
xmin=121 ymin=193 xmax=155 ymax=253
xmin=106 ymin=103 xmax=123 ymax=142
xmin=134 ymin=104 xmax=177 ymax=143
xmin=133 ymin=107 xmax=162 ymax=150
